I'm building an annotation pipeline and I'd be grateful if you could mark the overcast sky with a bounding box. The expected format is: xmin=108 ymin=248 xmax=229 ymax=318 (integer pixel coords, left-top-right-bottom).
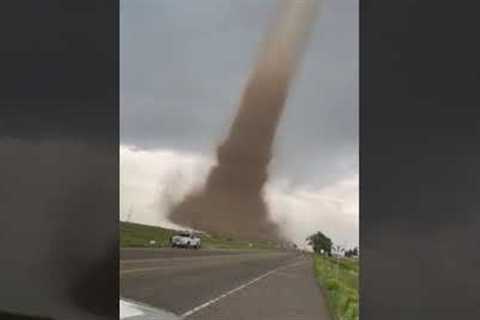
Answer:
xmin=120 ymin=0 xmax=358 ymax=248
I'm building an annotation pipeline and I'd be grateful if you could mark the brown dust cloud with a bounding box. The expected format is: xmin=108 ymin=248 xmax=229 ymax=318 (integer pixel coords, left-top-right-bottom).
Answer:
xmin=169 ymin=0 xmax=319 ymax=241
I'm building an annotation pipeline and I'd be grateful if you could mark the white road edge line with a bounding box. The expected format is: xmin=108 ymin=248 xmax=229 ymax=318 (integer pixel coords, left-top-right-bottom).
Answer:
xmin=181 ymin=258 xmax=305 ymax=318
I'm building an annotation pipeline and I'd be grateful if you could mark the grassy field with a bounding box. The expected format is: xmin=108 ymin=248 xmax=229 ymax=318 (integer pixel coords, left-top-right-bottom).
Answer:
xmin=314 ymin=255 xmax=359 ymax=320
xmin=120 ymin=221 xmax=278 ymax=250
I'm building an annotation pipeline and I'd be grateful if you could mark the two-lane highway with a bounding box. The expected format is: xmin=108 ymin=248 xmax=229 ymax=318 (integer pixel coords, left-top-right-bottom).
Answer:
xmin=120 ymin=248 xmax=330 ymax=320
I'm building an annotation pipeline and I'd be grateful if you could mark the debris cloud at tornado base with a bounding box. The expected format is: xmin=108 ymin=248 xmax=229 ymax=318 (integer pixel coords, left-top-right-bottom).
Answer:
xmin=168 ymin=0 xmax=319 ymax=241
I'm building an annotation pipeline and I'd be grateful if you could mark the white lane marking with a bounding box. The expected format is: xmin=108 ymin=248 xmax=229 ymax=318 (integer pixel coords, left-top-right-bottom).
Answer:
xmin=181 ymin=258 xmax=306 ymax=318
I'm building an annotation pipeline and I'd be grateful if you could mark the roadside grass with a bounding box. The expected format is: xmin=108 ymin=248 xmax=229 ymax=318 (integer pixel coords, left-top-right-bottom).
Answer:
xmin=120 ymin=221 xmax=278 ymax=250
xmin=314 ymin=255 xmax=359 ymax=320
xmin=120 ymin=221 xmax=176 ymax=248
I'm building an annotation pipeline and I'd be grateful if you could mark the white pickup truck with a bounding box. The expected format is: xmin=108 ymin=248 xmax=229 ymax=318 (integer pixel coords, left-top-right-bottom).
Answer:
xmin=170 ymin=232 xmax=201 ymax=249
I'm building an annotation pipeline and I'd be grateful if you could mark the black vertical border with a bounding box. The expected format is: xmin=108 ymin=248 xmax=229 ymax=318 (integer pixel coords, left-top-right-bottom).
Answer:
xmin=0 ymin=1 xmax=119 ymax=319
xmin=361 ymin=0 xmax=480 ymax=319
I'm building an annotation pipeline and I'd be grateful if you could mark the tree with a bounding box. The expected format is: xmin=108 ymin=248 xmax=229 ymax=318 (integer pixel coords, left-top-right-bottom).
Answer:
xmin=306 ymin=231 xmax=333 ymax=256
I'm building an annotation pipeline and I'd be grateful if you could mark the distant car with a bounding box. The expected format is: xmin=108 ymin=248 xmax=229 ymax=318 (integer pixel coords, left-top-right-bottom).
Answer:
xmin=170 ymin=232 xmax=201 ymax=249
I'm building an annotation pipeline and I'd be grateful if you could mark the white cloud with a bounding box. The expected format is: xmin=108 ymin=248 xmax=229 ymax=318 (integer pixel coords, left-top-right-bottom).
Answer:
xmin=266 ymin=174 xmax=358 ymax=249
xmin=120 ymin=145 xmax=214 ymax=229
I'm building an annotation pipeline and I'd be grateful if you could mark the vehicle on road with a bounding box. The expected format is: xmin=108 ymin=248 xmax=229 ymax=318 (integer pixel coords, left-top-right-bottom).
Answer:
xmin=170 ymin=232 xmax=201 ymax=249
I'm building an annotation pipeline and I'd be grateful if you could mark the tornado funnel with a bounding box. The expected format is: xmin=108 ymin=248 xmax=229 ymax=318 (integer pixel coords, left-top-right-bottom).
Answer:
xmin=169 ymin=0 xmax=318 ymax=241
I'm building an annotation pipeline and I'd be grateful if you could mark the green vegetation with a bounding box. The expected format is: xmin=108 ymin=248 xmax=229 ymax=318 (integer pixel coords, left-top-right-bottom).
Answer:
xmin=120 ymin=221 xmax=278 ymax=250
xmin=120 ymin=221 xmax=177 ymax=248
xmin=314 ymin=255 xmax=359 ymax=320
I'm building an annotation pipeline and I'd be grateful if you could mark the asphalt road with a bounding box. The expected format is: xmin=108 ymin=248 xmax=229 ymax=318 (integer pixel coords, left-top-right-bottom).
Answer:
xmin=120 ymin=248 xmax=331 ymax=320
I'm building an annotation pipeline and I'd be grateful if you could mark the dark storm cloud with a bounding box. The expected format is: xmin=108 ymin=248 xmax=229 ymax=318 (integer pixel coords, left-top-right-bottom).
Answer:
xmin=120 ymin=0 xmax=358 ymax=187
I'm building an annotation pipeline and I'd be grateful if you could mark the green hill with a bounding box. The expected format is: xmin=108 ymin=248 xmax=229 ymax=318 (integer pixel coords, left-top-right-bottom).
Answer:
xmin=120 ymin=221 xmax=177 ymax=248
